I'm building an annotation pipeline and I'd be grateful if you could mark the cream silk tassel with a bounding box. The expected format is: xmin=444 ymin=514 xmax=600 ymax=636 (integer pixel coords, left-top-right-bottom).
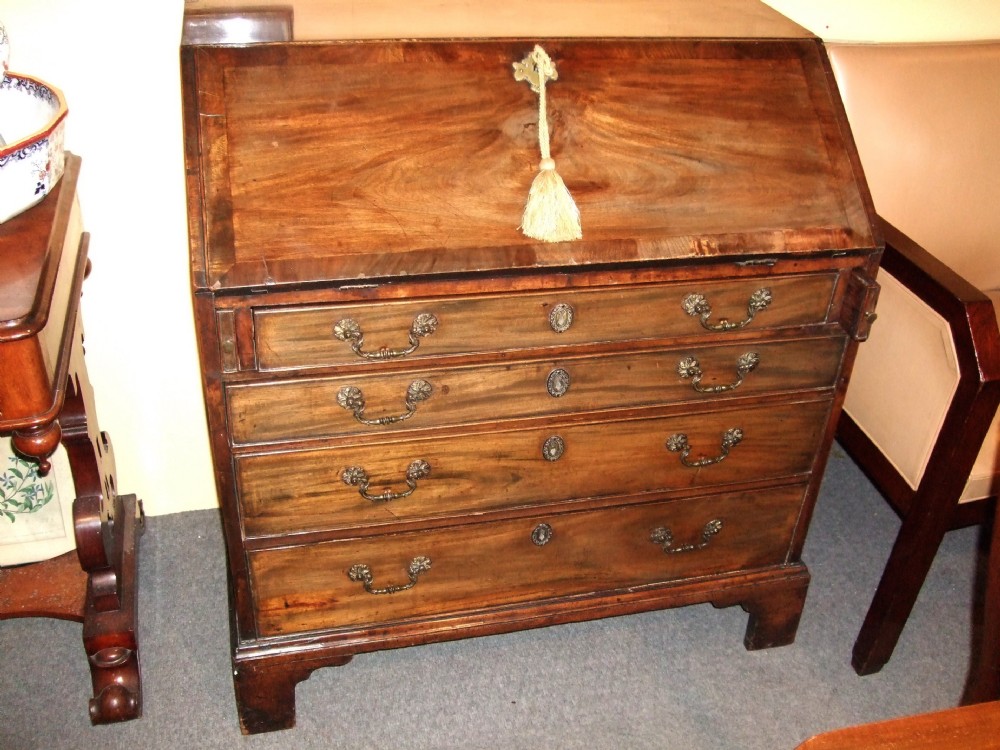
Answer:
xmin=513 ymin=45 xmax=582 ymax=243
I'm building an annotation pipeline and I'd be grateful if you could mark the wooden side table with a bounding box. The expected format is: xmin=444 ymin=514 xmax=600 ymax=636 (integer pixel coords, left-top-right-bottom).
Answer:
xmin=0 ymin=154 xmax=143 ymax=723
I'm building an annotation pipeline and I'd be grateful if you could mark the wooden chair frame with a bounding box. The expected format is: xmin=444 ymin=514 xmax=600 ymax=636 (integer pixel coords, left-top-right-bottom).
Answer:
xmin=837 ymin=218 xmax=1000 ymax=698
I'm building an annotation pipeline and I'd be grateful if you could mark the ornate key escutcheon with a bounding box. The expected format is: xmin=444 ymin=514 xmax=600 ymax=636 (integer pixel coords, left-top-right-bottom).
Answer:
xmin=337 ymin=379 xmax=433 ymax=426
xmin=341 ymin=460 xmax=431 ymax=503
xmin=542 ymin=435 xmax=565 ymax=461
xmin=676 ymin=352 xmax=760 ymax=393
xmin=548 ymin=302 xmax=574 ymax=333
xmin=348 ymin=556 xmax=431 ymax=595
xmin=682 ymin=288 xmax=772 ymax=331
xmin=531 ymin=523 xmax=554 ymax=546
xmin=546 ymin=368 xmax=571 ymax=397
xmin=666 ymin=428 xmax=743 ymax=467
xmin=333 ymin=312 xmax=439 ymax=360
xmin=650 ymin=520 xmax=723 ymax=554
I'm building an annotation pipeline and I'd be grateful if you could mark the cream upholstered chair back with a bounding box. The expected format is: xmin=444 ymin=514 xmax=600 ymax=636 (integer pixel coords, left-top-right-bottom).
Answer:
xmin=829 ymin=42 xmax=1000 ymax=502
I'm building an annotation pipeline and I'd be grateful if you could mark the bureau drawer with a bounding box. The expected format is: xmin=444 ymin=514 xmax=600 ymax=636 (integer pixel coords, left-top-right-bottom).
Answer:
xmin=228 ymin=335 xmax=844 ymax=445
xmin=249 ymin=483 xmax=807 ymax=637
xmin=252 ymin=274 xmax=838 ymax=371
xmin=237 ymin=398 xmax=829 ymax=538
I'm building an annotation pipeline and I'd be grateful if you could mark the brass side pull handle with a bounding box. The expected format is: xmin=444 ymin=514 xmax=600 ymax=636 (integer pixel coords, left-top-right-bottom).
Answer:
xmin=650 ymin=520 xmax=723 ymax=554
xmin=666 ymin=428 xmax=743 ymax=467
xmin=333 ymin=313 xmax=439 ymax=360
xmin=677 ymin=352 xmax=760 ymax=393
xmin=337 ymin=380 xmax=433 ymax=426
xmin=348 ymin=556 xmax=431 ymax=595
xmin=341 ymin=460 xmax=431 ymax=503
xmin=682 ymin=289 xmax=772 ymax=331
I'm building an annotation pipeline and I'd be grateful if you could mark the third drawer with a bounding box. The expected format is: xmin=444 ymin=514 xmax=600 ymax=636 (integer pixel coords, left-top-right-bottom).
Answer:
xmin=236 ymin=398 xmax=831 ymax=538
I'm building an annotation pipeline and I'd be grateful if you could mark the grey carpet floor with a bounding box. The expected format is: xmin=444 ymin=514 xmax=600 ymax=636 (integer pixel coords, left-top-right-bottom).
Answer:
xmin=0 ymin=442 xmax=984 ymax=749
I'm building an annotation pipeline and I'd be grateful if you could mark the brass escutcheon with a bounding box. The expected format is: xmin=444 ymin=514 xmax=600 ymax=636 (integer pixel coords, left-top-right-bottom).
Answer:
xmin=542 ymin=435 xmax=565 ymax=461
xmin=531 ymin=523 xmax=554 ymax=546
xmin=547 ymin=368 xmax=571 ymax=397
xmin=548 ymin=302 xmax=575 ymax=333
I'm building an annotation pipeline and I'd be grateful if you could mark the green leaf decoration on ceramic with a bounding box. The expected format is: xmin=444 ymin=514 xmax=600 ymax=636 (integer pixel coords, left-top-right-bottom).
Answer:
xmin=0 ymin=455 xmax=56 ymax=522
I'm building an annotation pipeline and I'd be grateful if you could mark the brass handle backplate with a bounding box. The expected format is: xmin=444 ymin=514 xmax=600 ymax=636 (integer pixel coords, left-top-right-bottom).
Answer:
xmin=682 ymin=289 xmax=771 ymax=331
xmin=677 ymin=352 xmax=760 ymax=393
xmin=666 ymin=428 xmax=743 ymax=467
xmin=342 ymin=460 xmax=431 ymax=503
xmin=348 ymin=556 xmax=431 ymax=595
xmin=650 ymin=520 xmax=723 ymax=554
xmin=337 ymin=379 xmax=433 ymax=426
xmin=333 ymin=313 xmax=438 ymax=360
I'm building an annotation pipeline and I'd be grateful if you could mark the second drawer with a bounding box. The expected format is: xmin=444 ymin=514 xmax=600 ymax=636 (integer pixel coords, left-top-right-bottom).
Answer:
xmin=227 ymin=336 xmax=845 ymax=445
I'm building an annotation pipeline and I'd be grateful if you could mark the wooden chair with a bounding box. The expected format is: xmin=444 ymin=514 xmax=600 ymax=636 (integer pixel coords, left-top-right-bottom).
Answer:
xmin=794 ymin=699 xmax=1000 ymax=750
xmin=826 ymin=42 xmax=1000 ymax=698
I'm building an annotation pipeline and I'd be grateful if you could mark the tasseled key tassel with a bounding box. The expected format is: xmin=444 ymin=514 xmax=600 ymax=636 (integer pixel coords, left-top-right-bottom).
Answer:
xmin=512 ymin=45 xmax=582 ymax=243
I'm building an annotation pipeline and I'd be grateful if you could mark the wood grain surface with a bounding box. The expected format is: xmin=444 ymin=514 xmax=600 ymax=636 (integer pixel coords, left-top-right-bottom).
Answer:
xmin=250 ymin=483 xmax=808 ymax=636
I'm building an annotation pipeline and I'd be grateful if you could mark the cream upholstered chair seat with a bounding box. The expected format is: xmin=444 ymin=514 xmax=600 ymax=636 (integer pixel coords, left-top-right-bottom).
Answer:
xmin=828 ymin=40 xmax=1000 ymax=698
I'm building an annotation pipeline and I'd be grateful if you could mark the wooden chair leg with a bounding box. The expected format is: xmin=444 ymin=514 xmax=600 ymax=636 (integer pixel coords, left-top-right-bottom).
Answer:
xmin=852 ymin=490 xmax=955 ymax=675
xmin=963 ymin=505 xmax=1000 ymax=703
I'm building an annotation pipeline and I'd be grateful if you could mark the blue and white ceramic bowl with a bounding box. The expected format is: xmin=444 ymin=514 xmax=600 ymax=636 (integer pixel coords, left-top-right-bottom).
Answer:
xmin=0 ymin=21 xmax=68 ymax=224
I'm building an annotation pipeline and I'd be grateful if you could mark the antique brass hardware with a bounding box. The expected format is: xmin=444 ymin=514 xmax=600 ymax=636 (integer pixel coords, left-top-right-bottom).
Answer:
xmin=548 ymin=302 xmax=574 ymax=333
xmin=333 ymin=313 xmax=439 ymax=360
xmin=347 ymin=556 xmax=431 ymax=595
xmin=650 ymin=520 xmax=723 ymax=554
xmin=542 ymin=435 xmax=565 ymax=461
xmin=336 ymin=379 xmax=433 ymax=426
xmin=681 ymin=288 xmax=772 ymax=331
xmin=666 ymin=428 xmax=743 ymax=467
xmin=547 ymin=368 xmax=571 ymax=397
xmin=531 ymin=523 xmax=554 ymax=546
xmin=676 ymin=352 xmax=760 ymax=393
xmin=341 ymin=460 xmax=431 ymax=503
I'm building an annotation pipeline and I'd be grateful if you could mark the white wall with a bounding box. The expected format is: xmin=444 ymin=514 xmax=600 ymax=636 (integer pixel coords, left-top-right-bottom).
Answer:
xmin=1 ymin=1 xmax=213 ymax=516
xmin=762 ymin=0 xmax=1000 ymax=42
xmin=1 ymin=1 xmax=998 ymax=516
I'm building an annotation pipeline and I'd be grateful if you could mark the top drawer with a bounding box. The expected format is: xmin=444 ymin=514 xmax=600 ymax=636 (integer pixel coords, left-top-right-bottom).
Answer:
xmin=253 ymin=274 xmax=838 ymax=371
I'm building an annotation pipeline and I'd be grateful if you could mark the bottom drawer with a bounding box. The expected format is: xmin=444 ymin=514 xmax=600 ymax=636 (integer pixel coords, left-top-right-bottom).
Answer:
xmin=250 ymin=483 xmax=807 ymax=637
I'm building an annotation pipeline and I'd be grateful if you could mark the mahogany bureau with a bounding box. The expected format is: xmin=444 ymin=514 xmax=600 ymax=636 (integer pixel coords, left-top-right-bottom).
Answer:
xmin=181 ymin=36 xmax=881 ymax=733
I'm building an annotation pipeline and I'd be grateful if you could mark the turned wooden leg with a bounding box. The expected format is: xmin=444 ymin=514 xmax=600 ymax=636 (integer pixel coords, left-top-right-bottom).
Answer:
xmin=233 ymin=655 xmax=352 ymax=734
xmin=740 ymin=574 xmax=810 ymax=651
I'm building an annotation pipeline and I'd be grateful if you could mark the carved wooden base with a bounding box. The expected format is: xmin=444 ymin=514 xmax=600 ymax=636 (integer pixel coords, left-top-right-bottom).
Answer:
xmin=84 ymin=493 xmax=143 ymax=723
xmin=232 ymin=567 xmax=809 ymax=733
xmin=0 ymin=493 xmax=143 ymax=723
